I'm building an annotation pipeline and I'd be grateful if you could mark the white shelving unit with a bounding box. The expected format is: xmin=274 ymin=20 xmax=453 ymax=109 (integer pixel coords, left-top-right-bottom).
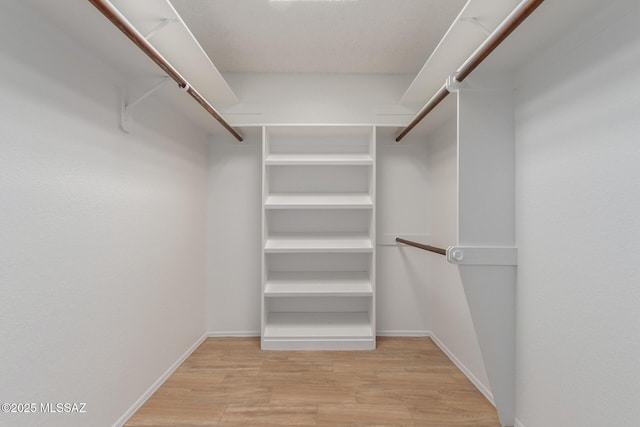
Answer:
xmin=262 ymin=125 xmax=376 ymax=350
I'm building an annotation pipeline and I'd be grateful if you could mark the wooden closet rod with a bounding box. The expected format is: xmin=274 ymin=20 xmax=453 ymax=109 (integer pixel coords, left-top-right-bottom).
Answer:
xmin=88 ymin=0 xmax=243 ymax=142
xmin=395 ymin=0 xmax=545 ymax=142
xmin=396 ymin=238 xmax=446 ymax=256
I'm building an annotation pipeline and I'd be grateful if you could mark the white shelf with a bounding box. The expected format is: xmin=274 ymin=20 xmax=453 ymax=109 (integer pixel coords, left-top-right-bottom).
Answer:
xmin=264 ymin=312 xmax=373 ymax=339
xmin=265 ymin=153 xmax=373 ymax=165
xmin=265 ymin=271 xmax=372 ymax=297
xmin=264 ymin=193 xmax=373 ymax=209
xmin=264 ymin=234 xmax=373 ymax=253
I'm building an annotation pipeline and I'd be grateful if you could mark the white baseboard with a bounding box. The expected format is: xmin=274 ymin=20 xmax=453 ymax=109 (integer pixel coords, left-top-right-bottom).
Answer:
xmin=206 ymin=330 xmax=431 ymax=338
xmin=112 ymin=332 xmax=207 ymax=427
xmin=428 ymin=331 xmax=495 ymax=406
xmin=207 ymin=330 xmax=260 ymax=337
xmin=377 ymin=330 xmax=430 ymax=337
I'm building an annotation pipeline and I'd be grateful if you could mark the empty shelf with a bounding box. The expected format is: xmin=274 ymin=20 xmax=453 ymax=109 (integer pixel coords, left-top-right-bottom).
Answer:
xmin=265 ymin=271 xmax=372 ymax=297
xmin=264 ymin=234 xmax=373 ymax=253
xmin=264 ymin=193 xmax=373 ymax=209
xmin=265 ymin=153 xmax=373 ymax=165
xmin=264 ymin=312 xmax=373 ymax=339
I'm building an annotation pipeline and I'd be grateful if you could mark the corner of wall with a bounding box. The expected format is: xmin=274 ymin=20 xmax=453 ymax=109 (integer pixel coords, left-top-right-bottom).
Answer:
xmin=112 ymin=333 xmax=208 ymax=427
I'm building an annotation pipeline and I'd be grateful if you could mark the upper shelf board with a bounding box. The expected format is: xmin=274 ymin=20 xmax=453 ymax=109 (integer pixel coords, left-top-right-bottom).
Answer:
xmin=265 ymin=193 xmax=373 ymax=209
xmin=110 ymin=0 xmax=238 ymax=107
xmin=400 ymin=0 xmax=520 ymax=107
xmin=265 ymin=234 xmax=373 ymax=253
xmin=265 ymin=271 xmax=373 ymax=297
xmin=265 ymin=154 xmax=373 ymax=166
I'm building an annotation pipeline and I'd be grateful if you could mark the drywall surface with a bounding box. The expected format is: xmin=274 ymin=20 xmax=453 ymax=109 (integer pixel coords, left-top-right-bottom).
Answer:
xmin=425 ymin=117 xmax=492 ymax=398
xmin=206 ymin=132 xmax=262 ymax=334
xmin=222 ymin=73 xmax=414 ymax=125
xmin=0 ymin=3 xmax=207 ymax=426
xmin=376 ymin=131 xmax=430 ymax=334
xmin=514 ymin=1 xmax=640 ymax=425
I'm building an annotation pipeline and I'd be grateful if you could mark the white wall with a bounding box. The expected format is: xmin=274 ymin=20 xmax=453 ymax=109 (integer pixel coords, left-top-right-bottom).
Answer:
xmin=514 ymin=0 xmax=640 ymax=425
xmin=425 ymin=115 xmax=492 ymax=397
xmin=223 ymin=73 xmax=414 ymax=125
xmin=376 ymin=130 xmax=431 ymax=334
xmin=0 ymin=3 xmax=207 ymax=426
xmin=206 ymin=131 xmax=262 ymax=334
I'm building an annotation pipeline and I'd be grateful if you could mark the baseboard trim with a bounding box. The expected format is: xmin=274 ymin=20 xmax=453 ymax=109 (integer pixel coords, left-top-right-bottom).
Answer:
xmin=206 ymin=330 xmax=431 ymax=338
xmin=376 ymin=330 xmax=430 ymax=337
xmin=112 ymin=332 xmax=207 ymax=427
xmin=428 ymin=331 xmax=495 ymax=406
xmin=207 ymin=330 xmax=260 ymax=337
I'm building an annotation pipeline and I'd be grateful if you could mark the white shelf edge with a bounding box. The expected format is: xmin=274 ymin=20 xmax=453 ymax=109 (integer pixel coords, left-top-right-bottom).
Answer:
xmin=264 ymin=312 xmax=373 ymax=339
xmin=265 ymin=272 xmax=373 ymax=297
xmin=264 ymin=234 xmax=373 ymax=254
xmin=265 ymin=154 xmax=373 ymax=166
xmin=261 ymin=338 xmax=375 ymax=351
xmin=264 ymin=193 xmax=373 ymax=209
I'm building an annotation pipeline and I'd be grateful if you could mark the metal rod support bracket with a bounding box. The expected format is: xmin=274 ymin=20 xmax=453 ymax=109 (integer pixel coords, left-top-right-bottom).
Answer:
xmin=144 ymin=19 xmax=177 ymax=41
xmin=460 ymin=16 xmax=492 ymax=36
xmin=395 ymin=0 xmax=545 ymax=142
xmin=446 ymin=246 xmax=517 ymax=266
xmin=445 ymin=72 xmax=462 ymax=92
xmin=89 ymin=0 xmax=243 ymax=142
xmin=121 ymin=77 xmax=171 ymax=133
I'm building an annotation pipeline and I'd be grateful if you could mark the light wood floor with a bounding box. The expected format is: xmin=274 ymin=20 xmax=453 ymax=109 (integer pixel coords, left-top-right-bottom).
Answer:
xmin=125 ymin=337 xmax=500 ymax=426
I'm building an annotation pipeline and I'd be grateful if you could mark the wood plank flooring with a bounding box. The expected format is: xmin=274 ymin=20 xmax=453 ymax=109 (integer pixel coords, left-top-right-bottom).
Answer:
xmin=125 ymin=337 xmax=500 ymax=426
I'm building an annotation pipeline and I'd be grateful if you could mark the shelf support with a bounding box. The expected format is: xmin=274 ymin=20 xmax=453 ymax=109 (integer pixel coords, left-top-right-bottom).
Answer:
xmin=460 ymin=16 xmax=492 ymax=36
xmin=89 ymin=0 xmax=243 ymax=141
xmin=120 ymin=77 xmax=171 ymax=133
xmin=395 ymin=0 xmax=545 ymax=142
xmin=144 ymin=18 xmax=177 ymax=41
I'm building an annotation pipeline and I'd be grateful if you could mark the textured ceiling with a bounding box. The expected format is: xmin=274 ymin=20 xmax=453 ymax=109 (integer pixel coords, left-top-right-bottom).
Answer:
xmin=171 ymin=0 xmax=467 ymax=74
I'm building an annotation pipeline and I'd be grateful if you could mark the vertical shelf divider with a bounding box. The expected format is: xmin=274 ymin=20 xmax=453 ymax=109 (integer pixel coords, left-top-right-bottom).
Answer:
xmin=449 ymin=71 xmax=517 ymax=427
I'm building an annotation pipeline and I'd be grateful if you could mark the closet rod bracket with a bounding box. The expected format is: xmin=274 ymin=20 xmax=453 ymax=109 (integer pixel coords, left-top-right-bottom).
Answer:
xmin=446 ymin=246 xmax=517 ymax=266
xmin=120 ymin=77 xmax=171 ymax=133
xmin=446 ymin=72 xmax=463 ymax=92
xmin=460 ymin=16 xmax=492 ymax=36
xmin=144 ymin=19 xmax=177 ymax=41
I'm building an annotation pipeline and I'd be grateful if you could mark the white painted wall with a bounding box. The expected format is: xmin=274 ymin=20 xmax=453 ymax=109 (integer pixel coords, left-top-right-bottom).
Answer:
xmin=425 ymin=114 xmax=492 ymax=397
xmin=0 ymin=3 xmax=207 ymax=426
xmin=514 ymin=1 xmax=640 ymax=425
xmin=222 ymin=73 xmax=414 ymax=125
xmin=207 ymin=130 xmax=262 ymax=334
xmin=376 ymin=130 xmax=431 ymax=335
